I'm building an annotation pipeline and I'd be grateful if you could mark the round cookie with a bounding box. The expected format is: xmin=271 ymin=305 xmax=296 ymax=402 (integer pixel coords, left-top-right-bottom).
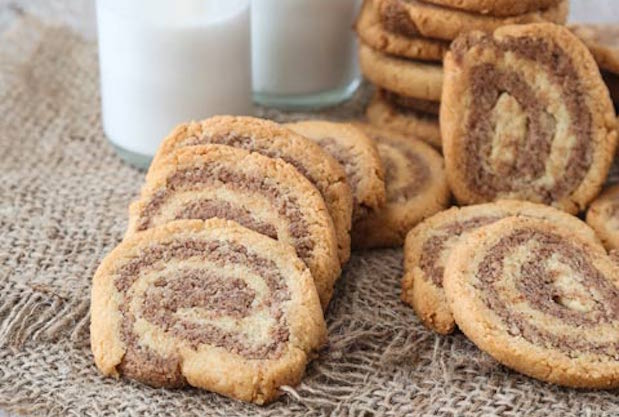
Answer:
xmin=422 ymin=0 xmax=563 ymax=18
xmin=366 ymin=90 xmax=441 ymax=148
xmin=355 ymin=0 xmax=448 ymax=61
xmin=569 ymin=24 xmax=619 ymax=75
xmin=284 ymin=120 xmax=386 ymax=223
xmin=90 ymin=218 xmax=327 ymax=404
xmin=402 ymin=200 xmax=602 ymax=335
xmin=130 ymin=145 xmax=341 ymax=309
xmin=441 ymin=24 xmax=618 ymax=214
xmin=359 ymin=42 xmax=443 ymax=102
xmin=586 ymin=184 xmax=619 ymax=251
xmin=376 ymin=0 xmax=569 ymax=41
xmin=444 ymin=217 xmax=619 ymax=389
xmin=149 ymin=115 xmax=353 ymax=265
xmin=352 ymin=124 xmax=450 ymax=248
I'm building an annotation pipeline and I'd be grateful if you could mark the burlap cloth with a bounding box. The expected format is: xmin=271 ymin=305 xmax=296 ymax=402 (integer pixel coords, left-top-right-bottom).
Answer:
xmin=0 ymin=11 xmax=618 ymax=417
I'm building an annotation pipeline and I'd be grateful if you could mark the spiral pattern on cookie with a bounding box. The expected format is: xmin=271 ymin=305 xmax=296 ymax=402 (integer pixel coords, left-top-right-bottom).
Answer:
xmin=441 ymin=24 xmax=617 ymax=213
xmin=90 ymin=219 xmax=327 ymax=404
xmin=444 ymin=217 xmax=619 ymax=388
xmin=129 ymin=145 xmax=340 ymax=309
xmin=403 ymin=200 xmax=601 ymax=334
xmin=149 ymin=115 xmax=352 ymax=265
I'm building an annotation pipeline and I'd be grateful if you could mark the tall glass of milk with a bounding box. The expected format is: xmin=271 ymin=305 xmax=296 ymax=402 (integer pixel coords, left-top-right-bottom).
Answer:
xmin=96 ymin=0 xmax=252 ymax=169
xmin=252 ymin=0 xmax=362 ymax=109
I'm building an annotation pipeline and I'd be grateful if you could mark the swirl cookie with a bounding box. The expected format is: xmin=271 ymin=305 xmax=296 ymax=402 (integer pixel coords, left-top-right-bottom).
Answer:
xmin=359 ymin=42 xmax=443 ymax=101
xmin=91 ymin=219 xmax=327 ymax=404
xmin=355 ymin=0 xmax=448 ymax=61
xmin=285 ymin=120 xmax=386 ymax=223
xmin=442 ymin=24 xmax=618 ymax=214
xmin=130 ymin=145 xmax=340 ymax=309
xmin=376 ymin=0 xmax=568 ymax=41
xmin=421 ymin=0 xmax=563 ymax=17
xmin=586 ymin=184 xmax=619 ymax=251
xmin=444 ymin=217 xmax=619 ymax=388
xmin=569 ymin=24 xmax=619 ymax=74
xmin=366 ymin=90 xmax=441 ymax=148
xmin=403 ymin=200 xmax=602 ymax=335
xmin=149 ymin=116 xmax=352 ymax=265
xmin=352 ymin=124 xmax=449 ymax=248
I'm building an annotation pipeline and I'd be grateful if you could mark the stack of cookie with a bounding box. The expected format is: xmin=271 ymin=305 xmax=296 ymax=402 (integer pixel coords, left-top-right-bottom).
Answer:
xmin=355 ymin=0 xmax=569 ymax=148
xmin=91 ymin=115 xmax=451 ymax=403
xmin=402 ymin=23 xmax=619 ymax=389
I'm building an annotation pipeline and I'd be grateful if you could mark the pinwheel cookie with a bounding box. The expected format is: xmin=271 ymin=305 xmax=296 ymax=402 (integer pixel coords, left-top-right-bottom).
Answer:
xmin=441 ymin=23 xmax=618 ymax=214
xmin=402 ymin=200 xmax=601 ymax=334
xmin=91 ymin=219 xmax=327 ymax=404
xmin=149 ymin=115 xmax=353 ymax=265
xmin=586 ymin=184 xmax=619 ymax=251
xmin=444 ymin=217 xmax=619 ymax=388
xmin=130 ymin=145 xmax=340 ymax=309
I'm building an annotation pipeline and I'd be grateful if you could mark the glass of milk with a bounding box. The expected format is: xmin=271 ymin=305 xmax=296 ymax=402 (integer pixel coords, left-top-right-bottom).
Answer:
xmin=252 ymin=0 xmax=362 ymax=109
xmin=96 ymin=0 xmax=253 ymax=169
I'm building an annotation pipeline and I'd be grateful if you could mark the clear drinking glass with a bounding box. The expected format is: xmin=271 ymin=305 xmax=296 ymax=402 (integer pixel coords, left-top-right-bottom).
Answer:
xmin=96 ymin=0 xmax=253 ymax=169
xmin=251 ymin=0 xmax=362 ymax=109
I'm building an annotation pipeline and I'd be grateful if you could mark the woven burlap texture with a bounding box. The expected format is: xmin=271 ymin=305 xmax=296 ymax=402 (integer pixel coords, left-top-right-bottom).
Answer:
xmin=0 ymin=15 xmax=618 ymax=417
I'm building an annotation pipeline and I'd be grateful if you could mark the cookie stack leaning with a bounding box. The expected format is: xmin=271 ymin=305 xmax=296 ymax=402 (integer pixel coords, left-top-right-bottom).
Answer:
xmin=355 ymin=0 xmax=569 ymax=148
xmin=91 ymin=115 xmax=356 ymax=404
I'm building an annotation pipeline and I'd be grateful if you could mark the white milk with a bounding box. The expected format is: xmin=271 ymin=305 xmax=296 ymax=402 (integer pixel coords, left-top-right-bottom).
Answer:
xmin=252 ymin=0 xmax=361 ymax=108
xmin=96 ymin=0 xmax=252 ymax=166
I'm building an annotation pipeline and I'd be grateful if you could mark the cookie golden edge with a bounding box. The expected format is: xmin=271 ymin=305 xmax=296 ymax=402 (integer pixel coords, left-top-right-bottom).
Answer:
xmin=128 ymin=144 xmax=342 ymax=309
xmin=443 ymin=216 xmax=619 ymax=389
xmin=422 ymin=0 xmax=564 ymax=18
xmin=90 ymin=218 xmax=328 ymax=404
xmin=147 ymin=115 xmax=353 ymax=265
xmin=586 ymin=184 xmax=619 ymax=251
xmin=441 ymin=23 xmax=618 ymax=214
xmin=402 ymin=200 xmax=604 ymax=335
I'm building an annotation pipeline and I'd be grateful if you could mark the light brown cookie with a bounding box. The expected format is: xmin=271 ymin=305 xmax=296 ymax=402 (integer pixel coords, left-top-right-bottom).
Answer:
xmin=366 ymin=90 xmax=441 ymax=148
xmin=359 ymin=42 xmax=443 ymax=101
xmin=403 ymin=200 xmax=602 ymax=335
xmin=586 ymin=184 xmax=619 ymax=251
xmin=352 ymin=124 xmax=450 ymax=248
xmin=355 ymin=0 xmax=448 ymax=61
xmin=130 ymin=145 xmax=341 ymax=309
xmin=285 ymin=120 xmax=386 ymax=223
xmin=91 ymin=219 xmax=327 ymax=404
xmin=421 ymin=0 xmax=564 ymax=17
xmin=149 ymin=115 xmax=353 ymax=265
xmin=441 ymin=24 xmax=618 ymax=214
xmin=444 ymin=217 xmax=619 ymax=389
xmin=377 ymin=0 xmax=569 ymax=41
xmin=570 ymin=24 xmax=619 ymax=75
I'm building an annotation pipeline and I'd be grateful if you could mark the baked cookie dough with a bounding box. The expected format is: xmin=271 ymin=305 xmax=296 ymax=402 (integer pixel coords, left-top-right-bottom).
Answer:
xmin=403 ymin=200 xmax=602 ymax=334
xmin=444 ymin=216 xmax=619 ymax=389
xmin=352 ymin=124 xmax=449 ymax=248
xmin=91 ymin=219 xmax=327 ymax=404
xmin=586 ymin=184 xmax=619 ymax=251
xmin=570 ymin=24 xmax=619 ymax=75
xmin=359 ymin=42 xmax=443 ymax=102
xmin=366 ymin=90 xmax=441 ymax=148
xmin=285 ymin=120 xmax=386 ymax=223
xmin=355 ymin=0 xmax=448 ymax=61
xmin=421 ymin=0 xmax=564 ymax=18
xmin=130 ymin=145 xmax=341 ymax=309
xmin=376 ymin=0 xmax=568 ymax=41
xmin=149 ymin=115 xmax=353 ymax=265
xmin=441 ymin=24 xmax=617 ymax=214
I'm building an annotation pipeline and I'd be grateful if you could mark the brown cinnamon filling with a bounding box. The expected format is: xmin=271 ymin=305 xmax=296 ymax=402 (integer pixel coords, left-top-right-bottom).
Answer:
xmin=455 ymin=35 xmax=592 ymax=202
xmin=477 ymin=229 xmax=619 ymax=357
xmin=174 ymin=199 xmax=278 ymax=240
xmin=115 ymin=239 xmax=291 ymax=387
xmin=419 ymin=216 xmax=501 ymax=286
xmin=380 ymin=141 xmax=431 ymax=201
xmin=137 ymin=166 xmax=314 ymax=259
xmin=379 ymin=0 xmax=421 ymax=37
xmin=314 ymin=137 xmax=361 ymax=191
